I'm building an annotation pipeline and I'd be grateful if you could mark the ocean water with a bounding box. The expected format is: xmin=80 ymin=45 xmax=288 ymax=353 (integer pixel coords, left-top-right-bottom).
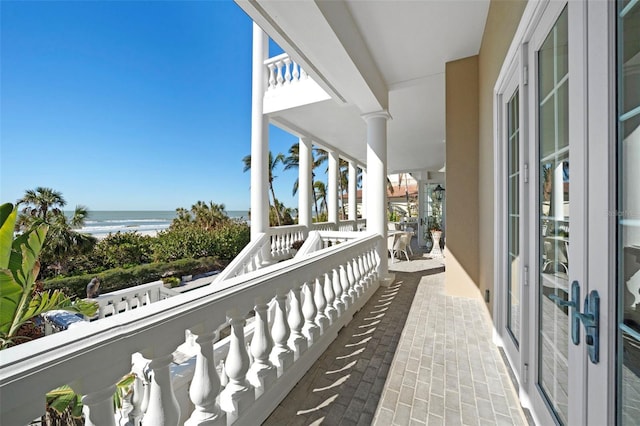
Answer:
xmin=69 ymin=210 xmax=250 ymax=239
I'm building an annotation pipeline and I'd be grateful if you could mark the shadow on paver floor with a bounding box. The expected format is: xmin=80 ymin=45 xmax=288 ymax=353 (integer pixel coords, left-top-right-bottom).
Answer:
xmin=264 ymin=269 xmax=439 ymax=426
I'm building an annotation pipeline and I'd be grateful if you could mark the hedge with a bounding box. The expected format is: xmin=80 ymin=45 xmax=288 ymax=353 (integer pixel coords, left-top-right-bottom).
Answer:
xmin=44 ymin=256 xmax=224 ymax=298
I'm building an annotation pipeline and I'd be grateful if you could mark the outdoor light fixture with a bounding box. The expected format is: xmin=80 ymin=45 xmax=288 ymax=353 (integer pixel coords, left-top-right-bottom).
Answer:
xmin=433 ymin=184 xmax=445 ymax=201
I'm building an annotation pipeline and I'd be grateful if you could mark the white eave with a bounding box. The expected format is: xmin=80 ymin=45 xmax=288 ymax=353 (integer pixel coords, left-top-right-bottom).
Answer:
xmin=235 ymin=0 xmax=490 ymax=174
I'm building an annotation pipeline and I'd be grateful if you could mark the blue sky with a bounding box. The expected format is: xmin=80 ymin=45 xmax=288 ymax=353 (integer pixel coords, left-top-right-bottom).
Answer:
xmin=1 ymin=0 xmax=301 ymax=212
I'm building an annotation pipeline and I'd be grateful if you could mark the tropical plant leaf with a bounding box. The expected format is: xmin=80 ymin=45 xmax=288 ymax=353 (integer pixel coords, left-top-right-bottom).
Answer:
xmin=0 ymin=203 xmax=16 ymax=269
xmin=0 ymin=270 xmax=22 ymax=335
xmin=46 ymin=385 xmax=83 ymax=417
xmin=9 ymin=223 xmax=48 ymax=285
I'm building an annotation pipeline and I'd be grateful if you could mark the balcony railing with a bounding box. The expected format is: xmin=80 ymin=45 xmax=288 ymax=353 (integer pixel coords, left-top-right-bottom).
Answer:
xmin=0 ymin=232 xmax=381 ymax=426
xmin=264 ymin=53 xmax=307 ymax=90
xmin=262 ymin=53 xmax=331 ymax=114
xmin=93 ymin=280 xmax=180 ymax=319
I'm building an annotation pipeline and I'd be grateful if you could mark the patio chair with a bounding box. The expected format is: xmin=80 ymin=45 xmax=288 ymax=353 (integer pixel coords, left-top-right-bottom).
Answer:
xmin=401 ymin=229 xmax=414 ymax=256
xmin=391 ymin=233 xmax=410 ymax=262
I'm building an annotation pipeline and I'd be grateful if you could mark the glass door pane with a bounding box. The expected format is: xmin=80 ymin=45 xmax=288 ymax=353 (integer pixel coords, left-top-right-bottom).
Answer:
xmin=508 ymin=90 xmax=521 ymax=345
xmin=617 ymin=0 xmax=640 ymax=424
xmin=537 ymin=6 xmax=570 ymax=425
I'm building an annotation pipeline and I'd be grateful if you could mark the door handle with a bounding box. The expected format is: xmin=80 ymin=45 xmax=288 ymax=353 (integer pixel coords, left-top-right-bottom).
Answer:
xmin=549 ymin=280 xmax=580 ymax=345
xmin=548 ymin=280 xmax=599 ymax=364
xmin=577 ymin=289 xmax=599 ymax=364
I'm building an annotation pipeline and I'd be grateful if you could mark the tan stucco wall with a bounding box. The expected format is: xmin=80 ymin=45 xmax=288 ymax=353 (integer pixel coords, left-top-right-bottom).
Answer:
xmin=444 ymin=56 xmax=481 ymax=298
xmin=444 ymin=0 xmax=527 ymax=305
xmin=477 ymin=0 xmax=527 ymax=314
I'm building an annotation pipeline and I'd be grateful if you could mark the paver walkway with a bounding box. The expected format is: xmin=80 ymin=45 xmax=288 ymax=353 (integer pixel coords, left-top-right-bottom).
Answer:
xmin=264 ymin=254 xmax=528 ymax=425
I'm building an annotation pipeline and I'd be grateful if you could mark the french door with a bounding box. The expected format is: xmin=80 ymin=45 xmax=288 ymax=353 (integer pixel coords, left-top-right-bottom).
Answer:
xmin=496 ymin=1 xmax=620 ymax=424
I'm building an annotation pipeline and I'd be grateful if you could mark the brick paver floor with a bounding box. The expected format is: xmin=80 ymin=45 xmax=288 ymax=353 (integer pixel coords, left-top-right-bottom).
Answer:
xmin=264 ymin=254 xmax=527 ymax=426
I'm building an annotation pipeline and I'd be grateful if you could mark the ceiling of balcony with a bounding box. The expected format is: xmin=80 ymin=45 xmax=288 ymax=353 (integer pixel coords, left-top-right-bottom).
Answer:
xmin=236 ymin=0 xmax=490 ymax=174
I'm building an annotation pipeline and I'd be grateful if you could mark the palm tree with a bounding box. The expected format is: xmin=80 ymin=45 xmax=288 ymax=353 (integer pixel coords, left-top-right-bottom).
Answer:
xmin=18 ymin=187 xmax=66 ymax=222
xmin=284 ymin=142 xmax=327 ymax=219
xmin=243 ymin=151 xmax=286 ymax=226
xmin=17 ymin=188 xmax=96 ymax=276
xmin=313 ymin=181 xmax=328 ymax=219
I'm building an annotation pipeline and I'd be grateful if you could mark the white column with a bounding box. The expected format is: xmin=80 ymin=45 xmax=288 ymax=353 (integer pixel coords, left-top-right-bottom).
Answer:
xmin=328 ymin=150 xmax=339 ymax=224
xmin=363 ymin=111 xmax=391 ymax=278
xmin=299 ymin=137 xmax=313 ymax=230
xmin=250 ymin=22 xmax=270 ymax=239
xmin=348 ymin=161 xmax=357 ymax=221
xmin=361 ymin=168 xmax=367 ymax=219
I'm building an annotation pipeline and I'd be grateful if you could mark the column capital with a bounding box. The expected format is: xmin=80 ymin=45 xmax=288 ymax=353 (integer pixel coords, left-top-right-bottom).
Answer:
xmin=361 ymin=110 xmax=392 ymax=122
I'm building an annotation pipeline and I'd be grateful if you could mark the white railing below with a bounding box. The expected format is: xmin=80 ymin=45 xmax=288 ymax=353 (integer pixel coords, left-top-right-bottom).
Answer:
xmin=310 ymin=221 xmax=336 ymax=232
xmin=93 ymin=280 xmax=179 ymax=319
xmin=267 ymin=224 xmax=306 ymax=262
xmin=0 ymin=233 xmax=382 ymax=426
xmin=214 ymin=233 xmax=272 ymax=283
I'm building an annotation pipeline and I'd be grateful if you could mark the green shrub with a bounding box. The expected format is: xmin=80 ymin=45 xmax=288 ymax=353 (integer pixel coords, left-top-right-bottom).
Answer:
xmin=93 ymin=232 xmax=154 ymax=269
xmin=43 ymin=257 xmax=223 ymax=298
xmin=152 ymin=221 xmax=249 ymax=262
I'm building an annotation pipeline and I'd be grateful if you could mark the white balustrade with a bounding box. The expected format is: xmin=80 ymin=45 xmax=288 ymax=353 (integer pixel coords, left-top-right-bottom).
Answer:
xmin=0 ymin=233 xmax=380 ymax=426
xmin=94 ymin=281 xmax=179 ymax=319
xmin=267 ymin=224 xmax=306 ymax=262
xmin=310 ymin=221 xmax=337 ymax=232
xmin=214 ymin=233 xmax=272 ymax=282
xmin=264 ymin=54 xmax=307 ymax=90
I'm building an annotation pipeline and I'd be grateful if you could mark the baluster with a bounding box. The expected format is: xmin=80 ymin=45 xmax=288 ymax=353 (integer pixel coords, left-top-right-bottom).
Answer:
xmin=82 ymin=384 xmax=118 ymax=426
xmin=324 ymin=271 xmax=337 ymax=323
xmin=339 ymin=264 xmax=352 ymax=309
xmin=273 ymin=234 xmax=280 ymax=257
xmin=74 ymin=365 xmax=130 ymax=426
xmin=283 ymin=57 xmax=292 ymax=84
xmin=288 ymin=285 xmax=308 ymax=359
xmin=363 ymin=248 xmax=373 ymax=285
xmin=267 ymin=63 xmax=276 ymax=90
xmin=353 ymin=256 xmax=364 ymax=296
xmin=276 ymin=60 xmax=284 ymax=87
xmin=270 ymin=290 xmax=294 ymax=375
xmin=141 ymin=346 xmax=181 ymax=426
xmin=247 ymin=300 xmax=277 ymax=398
xmin=126 ymin=373 xmax=145 ymax=426
xmin=219 ymin=360 xmax=228 ymax=388
xmin=220 ymin=311 xmax=254 ymax=423
xmin=314 ymin=276 xmax=330 ymax=333
xmin=347 ymin=260 xmax=358 ymax=303
xmin=185 ymin=325 xmax=225 ymax=426
xmin=130 ymin=355 xmax=151 ymax=425
xmin=302 ymin=281 xmax=320 ymax=345
xmin=360 ymin=252 xmax=371 ymax=290
xmin=372 ymin=245 xmax=381 ymax=280
xmin=292 ymin=60 xmax=300 ymax=82
xmin=332 ymin=266 xmax=344 ymax=316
